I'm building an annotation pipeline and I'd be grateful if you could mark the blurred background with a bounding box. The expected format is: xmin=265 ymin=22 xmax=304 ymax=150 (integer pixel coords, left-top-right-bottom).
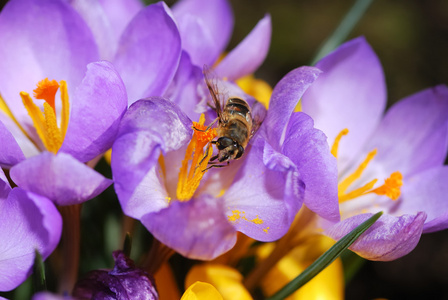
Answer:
xmin=0 ymin=0 xmax=447 ymax=299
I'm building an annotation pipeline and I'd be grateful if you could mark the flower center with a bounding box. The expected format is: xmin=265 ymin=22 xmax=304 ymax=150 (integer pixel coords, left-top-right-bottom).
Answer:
xmin=332 ymin=128 xmax=403 ymax=203
xmin=20 ymin=78 xmax=70 ymax=154
xmin=176 ymin=114 xmax=217 ymax=201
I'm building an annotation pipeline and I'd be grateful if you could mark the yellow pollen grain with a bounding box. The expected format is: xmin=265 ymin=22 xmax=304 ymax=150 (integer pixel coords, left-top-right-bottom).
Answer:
xmin=331 ymin=128 xmax=349 ymax=158
xmin=263 ymin=227 xmax=270 ymax=233
xmin=251 ymin=216 xmax=264 ymax=224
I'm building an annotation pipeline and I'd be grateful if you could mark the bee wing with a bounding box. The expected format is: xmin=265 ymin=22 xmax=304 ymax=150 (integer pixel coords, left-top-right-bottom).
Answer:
xmin=203 ymin=65 xmax=225 ymax=122
xmin=250 ymin=100 xmax=267 ymax=139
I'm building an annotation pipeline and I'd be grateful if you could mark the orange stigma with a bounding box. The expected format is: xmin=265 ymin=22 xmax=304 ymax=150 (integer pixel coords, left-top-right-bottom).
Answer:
xmin=33 ymin=78 xmax=60 ymax=113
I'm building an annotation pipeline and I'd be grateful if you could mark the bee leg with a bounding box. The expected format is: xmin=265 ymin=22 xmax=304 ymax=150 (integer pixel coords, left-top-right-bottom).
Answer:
xmin=192 ymin=118 xmax=219 ymax=132
xmin=202 ymin=161 xmax=229 ymax=172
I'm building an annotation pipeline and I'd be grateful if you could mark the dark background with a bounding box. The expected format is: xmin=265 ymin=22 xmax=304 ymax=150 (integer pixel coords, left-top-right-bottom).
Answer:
xmin=1 ymin=0 xmax=447 ymax=299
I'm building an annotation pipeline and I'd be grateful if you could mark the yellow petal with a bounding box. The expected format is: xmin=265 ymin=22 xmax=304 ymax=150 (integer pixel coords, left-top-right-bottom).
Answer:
xmin=181 ymin=282 xmax=223 ymax=300
xmin=261 ymin=236 xmax=344 ymax=300
xmin=185 ymin=264 xmax=253 ymax=300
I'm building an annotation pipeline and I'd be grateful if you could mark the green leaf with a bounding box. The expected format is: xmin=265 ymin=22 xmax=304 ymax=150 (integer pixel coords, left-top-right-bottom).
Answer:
xmin=32 ymin=249 xmax=46 ymax=293
xmin=311 ymin=0 xmax=374 ymax=65
xmin=123 ymin=232 xmax=133 ymax=258
xmin=266 ymin=211 xmax=383 ymax=300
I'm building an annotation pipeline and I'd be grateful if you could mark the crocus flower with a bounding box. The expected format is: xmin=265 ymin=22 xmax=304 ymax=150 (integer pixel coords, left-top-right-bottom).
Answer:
xmin=72 ymin=251 xmax=158 ymax=299
xmin=0 ymin=0 xmax=128 ymax=205
xmin=0 ymin=168 xmax=62 ymax=291
xmin=68 ymin=0 xmax=182 ymax=105
xmin=112 ymin=63 xmax=339 ymax=260
xmin=301 ymin=37 xmax=448 ymax=261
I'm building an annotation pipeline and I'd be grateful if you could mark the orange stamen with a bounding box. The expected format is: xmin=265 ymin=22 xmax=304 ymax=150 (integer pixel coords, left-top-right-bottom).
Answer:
xmin=331 ymin=128 xmax=349 ymax=158
xmin=33 ymin=78 xmax=59 ymax=113
xmin=176 ymin=114 xmax=217 ymax=201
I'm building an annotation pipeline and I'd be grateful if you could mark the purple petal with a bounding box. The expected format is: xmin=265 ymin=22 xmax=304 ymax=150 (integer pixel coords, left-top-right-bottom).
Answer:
xmin=394 ymin=166 xmax=448 ymax=233
xmin=282 ymin=112 xmax=340 ymax=222
xmin=10 ymin=152 xmax=112 ymax=206
xmin=215 ymin=14 xmax=271 ymax=81
xmin=163 ymin=51 xmax=203 ymax=121
xmin=113 ymin=2 xmax=181 ymax=104
xmin=301 ymin=37 xmax=386 ymax=170
xmin=264 ymin=66 xmax=321 ymax=147
xmin=363 ymin=85 xmax=448 ymax=178
xmin=141 ymin=196 xmax=237 ymax=260
xmin=0 ymin=118 xmax=26 ymax=168
xmin=32 ymin=292 xmax=76 ymax=300
xmin=112 ymin=98 xmax=192 ymax=218
xmin=222 ymin=137 xmax=302 ymax=241
xmin=0 ymin=168 xmax=11 ymax=199
xmin=97 ymin=0 xmax=143 ymax=39
xmin=326 ymin=212 xmax=426 ymax=261
xmin=0 ymin=0 xmax=99 ymax=125
xmin=59 ymin=61 xmax=127 ymax=163
xmin=0 ymin=188 xmax=62 ymax=291
xmin=172 ymin=0 xmax=233 ymax=66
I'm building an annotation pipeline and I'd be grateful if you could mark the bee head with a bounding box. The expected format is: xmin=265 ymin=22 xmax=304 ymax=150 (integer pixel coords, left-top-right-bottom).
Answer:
xmin=216 ymin=137 xmax=244 ymax=162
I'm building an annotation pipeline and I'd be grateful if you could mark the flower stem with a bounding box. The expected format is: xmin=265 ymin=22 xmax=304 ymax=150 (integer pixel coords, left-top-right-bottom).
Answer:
xmin=58 ymin=204 xmax=81 ymax=294
xmin=141 ymin=238 xmax=175 ymax=275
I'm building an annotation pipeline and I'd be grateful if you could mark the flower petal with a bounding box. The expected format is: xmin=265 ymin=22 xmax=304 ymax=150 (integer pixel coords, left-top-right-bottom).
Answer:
xmin=172 ymin=0 xmax=233 ymax=67
xmin=0 ymin=188 xmax=62 ymax=291
xmin=141 ymin=196 xmax=237 ymax=260
xmin=264 ymin=66 xmax=321 ymax=147
xmin=215 ymin=14 xmax=272 ymax=81
xmin=395 ymin=166 xmax=448 ymax=233
xmin=112 ymin=98 xmax=192 ymax=218
xmin=59 ymin=61 xmax=127 ymax=163
xmin=0 ymin=0 xmax=98 ymax=125
xmin=0 ymin=118 xmax=26 ymax=168
xmin=222 ymin=138 xmax=302 ymax=242
xmin=113 ymin=2 xmax=181 ymax=104
xmin=301 ymin=37 xmax=386 ymax=170
xmin=181 ymin=282 xmax=223 ymax=300
xmin=10 ymin=152 xmax=112 ymax=206
xmin=326 ymin=212 xmax=426 ymax=261
xmin=0 ymin=168 xmax=11 ymax=200
xmin=363 ymin=85 xmax=448 ymax=178
xmin=282 ymin=112 xmax=340 ymax=222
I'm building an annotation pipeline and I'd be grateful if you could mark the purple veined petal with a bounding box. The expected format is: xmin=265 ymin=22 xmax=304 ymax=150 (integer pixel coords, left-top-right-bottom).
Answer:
xmin=392 ymin=166 xmax=448 ymax=234
xmin=59 ymin=61 xmax=127 ymax=163
xmin=163 ymin=50 xmax=203 ymax=121
xmin=0 ymin=118 xmax=26 ymax=168
xmin=112 ymin=98 xmax=192 ymax=218
xmin=215 ymin=14 xmax=272 ymax=81
xmin=141 ymin=195 xmax=237 ymax=260
xmin=0 ymin=188 xmax=62 ymax=291
xmin=172 ymin=0 xmax=233 ymax=66
xmin=32 ymin=292 xmax=77 ymax=300
xmin=282 ymin=112 xmax=340 ymax=222
xmin=326 ymin=212 xmax=426 ymax=261
xmin=264 ymin=66 xmax=321 ymax=148
xmin=362 ymin=85 xmax=448 ymax=179
xmin=0 ymin=0 xmax=99 ymax=126
xmin=68 ymin=0 xmax=116 ymax=60
xmin=9 ymin=152 xmax=112 ymax=206
xmin=301 ymin=37 xmax=386 ymax=171
xmin=113 ymin=2 xmax=181 ymax=104
xmin=222 ymin=137 xmax=302 ymax=242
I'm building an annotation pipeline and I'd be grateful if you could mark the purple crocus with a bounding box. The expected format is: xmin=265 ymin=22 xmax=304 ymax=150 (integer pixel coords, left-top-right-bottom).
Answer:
xmin=0 ymin=168 xmax=62 ymax=291
xmin=112 ymin=65 xmax=339 ymax=260
xmin=68 ymin=0 xmax=182 ymax=105
xmin=0 ymin=0 xmax=128 ymax=205
xmin=301 ymin=37 xmax=448 ymax=261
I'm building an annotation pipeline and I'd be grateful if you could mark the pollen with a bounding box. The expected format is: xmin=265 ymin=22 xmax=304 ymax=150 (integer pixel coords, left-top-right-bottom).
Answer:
xmin=176 ymin=114 xmax=217 ymax=201
xmin=22 ymin=79 xmax=70 ymax=153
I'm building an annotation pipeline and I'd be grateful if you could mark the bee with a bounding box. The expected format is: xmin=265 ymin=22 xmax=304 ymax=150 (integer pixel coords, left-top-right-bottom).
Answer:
xmin=197 ymin=66 xmax=264 ymax=170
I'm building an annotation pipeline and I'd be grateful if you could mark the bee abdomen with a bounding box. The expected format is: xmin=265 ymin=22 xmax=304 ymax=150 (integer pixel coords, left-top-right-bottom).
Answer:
xmin=225 ymin=97 xmax=251 ymax=121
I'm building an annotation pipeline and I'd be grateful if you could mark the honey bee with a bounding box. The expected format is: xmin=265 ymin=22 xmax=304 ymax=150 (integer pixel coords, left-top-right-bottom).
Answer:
xmin=197 ymin=66 xmax=265 ymax=170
